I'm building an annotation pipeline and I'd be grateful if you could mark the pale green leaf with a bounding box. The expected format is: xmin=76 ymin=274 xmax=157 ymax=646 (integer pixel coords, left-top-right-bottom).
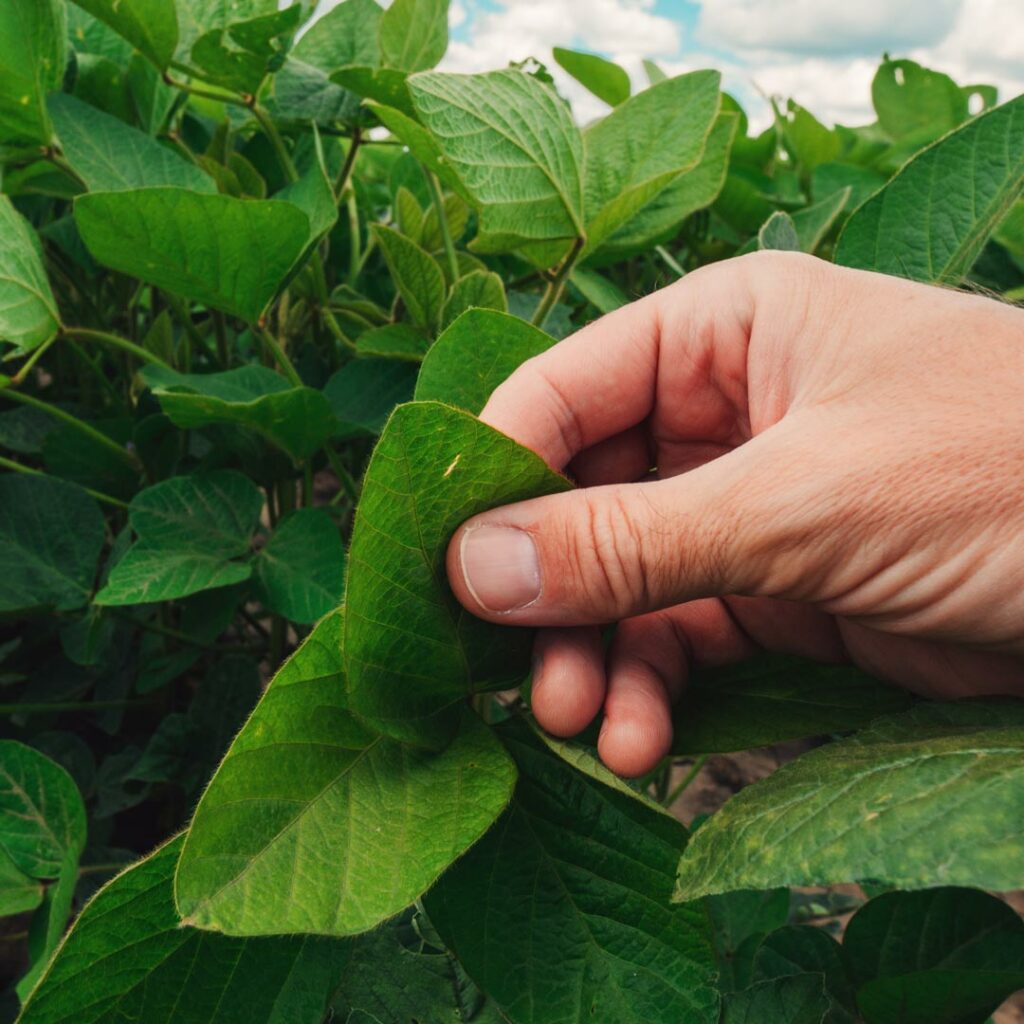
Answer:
xmin=421 ymin=191 xmax=469 ymax=252
xmin=425 ymin=720 xmax=719 ymax=1024
xmin=17 ymin=836 xmax=350 ymax=1024
xmin=0 ymin=475 xmax=104 ymax=614
xmin=395 ymin=186 xmax=426 ymax=243
xmin=255 ymin=508 xmax=346 ymax=624
xmin=47 ymin=93 xmax=215 ymax=193
xmin=0 ymin=197 xmax=61 ymax=355
xmin=175 ymin=611 xmax=518 ymax=936
xmin=553 ymin=46 xmax=630 ymax=106
xmin=344 ymin=401 xmax=572 ymax=746
xmin=373 ymin=224 xmax=446 ymax=332
xmin=441 ymin=270 xmax=507 ymax=328
xmin=379 ymin=0 xmax=448 ymax=73
xmin=675 ymin=701 xmax=1024 ymax=900
xmin=409 ymin=70 xmax=585 ymax=249
xmin=758 ymin=211 xmax=801 ymax=251
xmin=95 ymin=549 xmax=253 ymax=606
xmin=835 ymin=95 xmax=1024 ymax=283
xmin=415 ymin=309 xmax=555 ymax=414
xmin=72 ymin=0 xmax=178 ymax=70
xmin=570 ymin=266 xmax=628 ymax=312
xmin=75 ymin=188 xmax=311 ymax=321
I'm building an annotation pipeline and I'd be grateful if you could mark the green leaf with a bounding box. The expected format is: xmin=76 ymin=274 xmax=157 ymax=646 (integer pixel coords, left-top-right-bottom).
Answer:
xmin=670 ymin=655 xmax=912 ymax=755
xmin=872 ymin=59 xmax=967 ymax=142
xmin=142 ymin=364 xmax=339 ymax=460
xmin=779 ymin=100 xmax=839 ymax=172
xmin=47 ymin=93 xmax=215 ymax=193
xmin=330 ymin=65 xmax=416 ymax=118
xmin=441 ymin=270 xmax=507 ymax=328
xmin=75 ymin=188 xmax=311 ymax=321
xmin=811 ymin=162 xmax=887 ymax=211
xmin=721 ymin=975 xmax=830 ymax=1024
xmin=790 ymin=188 xmax=850 ymax=253
xmin=843 ymin=888 xmax=1024 ymax=1024
xmin=270 ymin=58 xmax=359 ymax=125
xmin=409 ymin=70 xmax=585 ymax=250
xmin=324 ymin=357 xmax=418 ymax=437
xmin=415 ymin=309 xmax=555 ymax=414
xmin=835 ymin=95 xmax=1024 ymax=283
xmin=675 ymin=700 xmax=1024 ymax=900
xmin=379 ymin=0 xmax=448 ymax=74
xmin=344 ymin=402 xmax=571 ymax=746
xmin=373 ymin=224 xmax=446 ymax=332
xmin=0 ymin=1 xmax=66 ymax=148
xmin=255 ymin=508 xmax=346 ymax=624
xmin=708 ymin=888 xmax=791 ymax=991
xmin=72 ymin=0 xmax=178 ymax=70
xmin=175 ymin=610 xmax=518 ymax=936
xmin=422 ymin=191 xmax=470 ymax=253
xmin=17 ymin=836 xmax=350 ymax=1023
xmin=553 ymin=47 xmax=630 ymax=106
xmin=292 ymin=0 xmax=381 ymax=71
xmin=395 ymin=186 xmax=426 ymax=242
xmin=570 ymin=266 xmax=628 ymax=312
xmin=424 ymin=720 xmax=719 ymax=1024
xmin=355 ymin=322 xmax=431 ymax=362
xmin=582 ymin=71 xmax=721 ymax=255
xmin=96 ymin=470 xmax=262 ymax=605
xmin=0 ymin=846 xmax=42 ymax=917
xmin=0 ymin=197 xmax=62 ymax=355
xmin=758 ymin=211 xmax=801 ymax=251
xmin=17 ymin=854 xmax=78 ymax=1000
xmin=0 ymin=475 xmax=104 ymax=614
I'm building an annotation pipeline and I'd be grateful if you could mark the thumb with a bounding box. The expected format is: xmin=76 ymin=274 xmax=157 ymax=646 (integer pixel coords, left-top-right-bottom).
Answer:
xmin=447 ymin=430 xmax=811 ymax=626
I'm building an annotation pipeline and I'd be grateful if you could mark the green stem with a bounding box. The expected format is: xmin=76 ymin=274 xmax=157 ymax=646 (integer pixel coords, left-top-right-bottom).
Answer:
xmin=0 ymin=390 xmax=139 ymax=471
xmin=257 ymin=326 xmax=302 ymax=387
xmin=107 ymin=607 xmax=227 ymax=650
xmin=213 ymin=311 xmax=229 ymax=368
xmin=163 ymin=72 xmax=246 ymax=108
xmin=655 ymin=244 xmax=687 ymax=278
xmin=325 ymin=446 xmax=359 ymax=503
xmin=425 ymin=170 xmax=459 ymax=283
xmin=663 ymin=755 xmax=708 ymax=808
xmin=303 ymin=461 xmax=314 ymax=507
xmin=166 ymin=294 xmax=213 ymax=365
xmin=310 ymin=254 xmax=356 ymax=351
xmin=251 ymin=103 xmax=298 ymax=183
xmin=11 ymin=334 xmax=58 ymax=385
xmin=0 ymin=456 xmax=129 ymax=509
xmin=532 ymin=238 xmax=583 ymax=329
xmin=63 ymin=327 xmax=172 ymax=370
xmin=346 ymin=193 xmax=362 ymax=287
xmin=334 ymin=128 xmax=361 ymax=201
xmin=44 ymin=150 xmax=86 ymax=188
xmin=78 ymin=862 xmax=128 ymax=877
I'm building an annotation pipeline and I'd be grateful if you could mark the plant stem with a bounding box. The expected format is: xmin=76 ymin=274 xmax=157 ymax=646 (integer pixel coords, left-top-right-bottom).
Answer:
xmin=107 ymin=607 xmax=230 ymax=650
xmin=325 ymin=446 xmax=359 ymax=503
xmin=213 ymin=311 xmax=229 ymax=368
xmin=334 ymin=128 xmax=361 ymax=201
xmin=0 ymin=389 xmax=139 ymax=470
xmin=163 ymin=72 xmax=246 ymax=108
xmin=532 ymin=238 xmax=583 ymax=329
xmin=424 ymin=170 xmax=459 ymax=283
xmin=309 ymin=254 xmax=357 ymax=351
xmin=11 ymin=334 xmax=58 ymax=385
xmin=663 ymin=755 xmax=708 ymax=808
xmin=256 ymin=326 xmax=302 ymax=387
xmin=0 ymin=456 xmax=130 ymax=509
xmin=251 ymin=103 xmax=298 ymax=183
xmin=303 ymin=462 xmax=314 ymax=507
xmin=165 ymin=294 xmax=212 ymax=365
xmin=63 ymin=327 xmax=173 ymax=370
xmin=655 ymin=244 xmax=687 ymax=278
xmin=346 ymin=193 xmax=362 ymax=286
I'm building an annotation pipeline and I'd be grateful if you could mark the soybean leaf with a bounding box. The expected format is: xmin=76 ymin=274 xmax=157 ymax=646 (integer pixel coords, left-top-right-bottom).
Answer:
xmin=379 ymin=0 xmax=448 ymax=74
xmin=758 ymin=211 xmax=801 ymax=251
xmin=441 ymin=270 xmax=507 ymax=328
xmin=670 ymin=655 xmax=912 ymax=755
xmin=0 ymin=475 xmax=104 ymax=614
xmin=75 ymin=188 xmax=311 ymax=321
xmin=0 ymin=846 xmax=42 ymax=917
xmin=708 ymin=887 xmax=791 ymax=991
xmin=779 ymin=100 xmax=839 ymax=172
xmin=415 ymin=309 xmax=555 ymax=414
xmin=17 ymin=854 xmax=78 ymax=1000
xmin=142 ymin=365 xmax=339 ymax=460
xmin=324 ymin=357 xmax=419 ymax=436
xmin=835 ymin=95 xmax=1024 ymax=283
xmin=331 ymin=65 xmax=417 ymax=118
xmin=47 ymin=93 xmax=215 ymax=193
xmin=790 ymin=188 xmax=850 ymax=253
xmin=0 ymin=1 xmax=66 ymax=148
xmin=373 ymin=224 xmax=446 ymax=332
xmin=355 ymin=322 xmax=431 ymax=361
xmin=96 ymin=470 xmax=262 ymax=605
xmin=17 ymin=836 xmax=350 ymax=1023
xmin=582 ymin=71 xmax=721 ymax=255
xmin=175 ymin=611 xmax=517 ymax=936
xmin=843 ymin=888 xmax=1024 ymax=1024
xmin=344 ymin=402 xmax=572 ymax=746
xmin=71 ymin=0 xmax=178 ymax=70
xmin=675 ymin=700 xmax=1024 ymax=900
xmin=424 ymin=719 xmax=719 ymax=1024
xmin=553 ymin=47 xmax=630 ymax=107
xmin=292 ymin=0 xmax=381 ymax=71
xmin=721 ymin=975 xmax=830 ymax=1024
xmin=0 ymin=198 xmax=62 ymax=355
xmin=409 ymin=70 xmax=585 ymax=252
xmin=254 ymin=508 xmax=346 ymax=624
xmin=395 ymin=186 xmax=425 ymax=242
xmin=270 ymin=59 xmax=358 ymax=125
xmin=812 ymin=162 xmax=887 ymax=210
xmin=570 ymin=266 xmax=628 ymax=312
xmin=872 ymin=59 xmax=967 ymax=142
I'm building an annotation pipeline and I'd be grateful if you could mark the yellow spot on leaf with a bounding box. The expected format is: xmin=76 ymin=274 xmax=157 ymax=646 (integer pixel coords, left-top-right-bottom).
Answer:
xmin=443 ymin=454 xmax=462 ymax=478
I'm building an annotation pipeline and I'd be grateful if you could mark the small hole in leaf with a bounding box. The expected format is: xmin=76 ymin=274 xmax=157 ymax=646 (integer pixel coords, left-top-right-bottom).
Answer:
xmin=968 ymin=91 xmax=985 ymax=114
xmin=894 ymin=66 xmax=905 ymax=86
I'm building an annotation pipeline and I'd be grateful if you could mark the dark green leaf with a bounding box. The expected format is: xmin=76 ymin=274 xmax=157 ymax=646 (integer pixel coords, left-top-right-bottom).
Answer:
xmin=0 ymin=846 xmax=42 ymax=917
xmin=75 ymin=188 xmax=311 ymax=321
xmin=0 ymin=474 xmax=104 ymax=614
xmin=373 ymin=224 xmax=446 ymax=332
xmin=425 ymin=720 xmax=719 ymax=1024
xmin=553 ymin=47 xmax=630 ymax=106
xmin=18 ymin=854 xmax=78 ymax=999
xmin=175 ymin=610 xmax=517 ymax=936
xmin=355 ymin=322 xmax=431 ymax=362
xmin=324 ymin=357 xmax=418 ymax=436
xmin=708 ymin=888 xmax=790 ymax=990
xmin=722 ymin=975 xmax=830 ymax=1024
xmin=835 ymin=95 xmax=1024 ymax=283
xmin=0 ymin=1 xmax=66 ymax=147
xmin=344 ymin=402 xmax=571 ymax=745
xmin=72 ymin=0 xmax=178 ymax=70
xmin=255 ymin=508 xmax=346 ymax=624
xmin=441 ymin=270 xmax=507 ymax=328
xmin=415 ymin=308 xmax=555 ymax=414
xmin=379 ymin=0 xmax=448 ymax=74
xmin=872 ymin=59 xmax=967 ymax=141
xmin=675 ymin=700 xmax=1024 ymax=900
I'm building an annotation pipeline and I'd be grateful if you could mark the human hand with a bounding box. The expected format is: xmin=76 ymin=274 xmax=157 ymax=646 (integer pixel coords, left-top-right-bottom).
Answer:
xmin=445 ymin=252 xmax=1024 ymax=777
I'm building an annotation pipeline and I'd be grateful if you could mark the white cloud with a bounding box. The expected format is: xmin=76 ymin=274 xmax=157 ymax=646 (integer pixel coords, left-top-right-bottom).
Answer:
xmin=697 ymin=0 xmax=961 ymax=57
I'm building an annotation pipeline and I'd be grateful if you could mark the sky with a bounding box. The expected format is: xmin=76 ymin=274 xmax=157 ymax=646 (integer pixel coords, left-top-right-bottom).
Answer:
xmin=320 ymin=0 xmax=1024 ymax=130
